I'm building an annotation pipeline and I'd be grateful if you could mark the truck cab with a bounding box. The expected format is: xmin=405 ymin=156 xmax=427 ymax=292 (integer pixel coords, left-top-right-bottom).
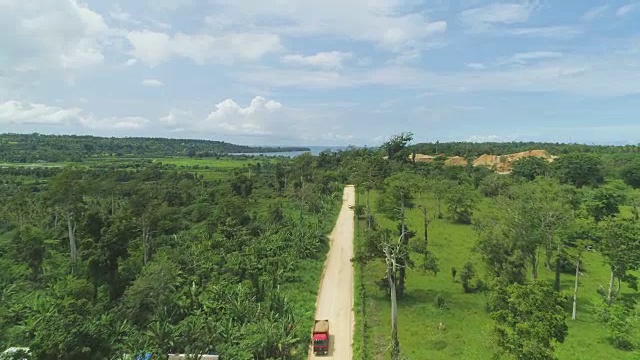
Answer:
xmin=312 ymin=319 xmax=329 ymax=355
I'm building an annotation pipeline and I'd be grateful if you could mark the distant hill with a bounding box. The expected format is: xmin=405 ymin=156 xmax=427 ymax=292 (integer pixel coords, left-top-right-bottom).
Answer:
xmin=0 ymin=133 xmax=311 ymax=163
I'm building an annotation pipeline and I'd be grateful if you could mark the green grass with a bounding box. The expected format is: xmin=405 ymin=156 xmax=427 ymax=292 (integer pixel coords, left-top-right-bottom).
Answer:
xmin=355 ymin=188 xmax=640 ymax=360
xmin=151 ymin=157 xmax=259 ymax=168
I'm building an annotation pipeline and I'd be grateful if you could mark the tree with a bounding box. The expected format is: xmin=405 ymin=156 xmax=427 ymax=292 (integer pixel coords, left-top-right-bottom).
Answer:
xmin=381 ymin=132 xmax=413 ymax=163
xmin=620 ymin=158 xmax=640 ymax=188
xmin=490 ymin=281 xmax=568 ymax=360
xmin=12 ymin=226 xmax=46 ymax=281
xmin=475 ymin=179 xmax=572 ymax=284
xmin=511 ymin=156 xmax=550 ymax=181
xmin=377 ymin=172 xmax=419 ymax=298
xmin=598 ymin=217 xmax=640 ymax=304
xmin=553 ymin=153 xmax=605 ymax=188
xmin=427 ymin=177 xmax=453 ymax=219
xmin=445 ymin=183 xmax=478 ymax=224
xmin=583 ymin=180 xmax=628 ymax=222
xmin=46 ymin=167 xmax=86 ymax=270
xmin=382 ymin=233 xmax=404 ymax=360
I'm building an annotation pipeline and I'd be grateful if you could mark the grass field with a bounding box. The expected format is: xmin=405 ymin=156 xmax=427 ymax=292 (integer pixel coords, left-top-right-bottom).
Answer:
xmin=1 ymin=156 xmax=265 ymax=180
xmin=355 ymin=188 xmax=640 ymax=360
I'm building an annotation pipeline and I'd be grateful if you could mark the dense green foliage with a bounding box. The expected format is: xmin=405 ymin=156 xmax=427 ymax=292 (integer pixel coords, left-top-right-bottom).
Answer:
xmin=0 ymin=151 xmax=350 ymax=359
xmin=411 ymin=141 xmax=640 ymax=157
xmin=353 ymin=134 xmax=640 ymax=360
xmin=0 ymin=133 xmax=310 ymax=163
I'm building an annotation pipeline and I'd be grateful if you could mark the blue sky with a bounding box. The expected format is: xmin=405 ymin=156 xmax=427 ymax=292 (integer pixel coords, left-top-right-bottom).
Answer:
xmin=2 ymin=0 xmax=640 ymax=146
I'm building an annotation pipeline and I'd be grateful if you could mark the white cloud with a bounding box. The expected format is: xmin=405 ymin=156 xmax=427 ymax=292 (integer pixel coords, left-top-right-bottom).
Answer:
xmin=498 ymin=51 xmax=563 ymax=66
xmin=281 ymin=51 xmax=353 ymax=69
xmin=0 ymin=100 xmax=82 ymax=125
xmin=465 ymin=134 xmax=521 ymax=142
xmin=582 ymin=5 xmax=609 ymax=21
xmin=1 ymin=0 xmax=109 ymax=71
xmin=617 ymin=3 xmax=640 ymax=16
xmin=142 ymin=79 xmax=164 ymax=87
xmin=159 ymin=108 xmax=192 ymax=127
xmin=460 ymin=2 xmax=538 ymax=31
xmin=506 ymin=26 xmax=583 ymax=39
xmin=109 ymin=6 xmax=133 ymax=22
xmin=236 ymin=47 xmax=640 ymax=97
xmin=0 ymin=100 xmax=150 ymax=130
xmin=125 ymin=58 xmax=138 ymax=66
xmin=205 ymin=0 xmax=446 ymax=55
xmin=467 ymin=63 xmax=486 ymax=70
xmin=198 ymin=96 xmax=284 ymax=135
xmin=126 ymin=30 xmax=283 ymax=67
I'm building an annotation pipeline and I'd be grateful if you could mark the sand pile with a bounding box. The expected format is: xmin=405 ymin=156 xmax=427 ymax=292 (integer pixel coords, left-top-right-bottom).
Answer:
xmin=401 ymin=150 xmax=557 ymax=174
xmin=445 ymin=156 xmax=467 ymax=166
xmin=473 ymin=154 xmax=499 ymax=167
xmin=413 ymin=154 xmax=436 ymax=163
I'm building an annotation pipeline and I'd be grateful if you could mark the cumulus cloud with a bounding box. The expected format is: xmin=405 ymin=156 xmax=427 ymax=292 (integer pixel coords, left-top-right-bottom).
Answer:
xmin=205 ymin=0 xmax=446 ymax=56
xmin=126 ymin=30 xmax=283 ymax=67
xmin=159 ymin=108 xmax=192 ymax=128
xmin=142 ymin=79 xmax=164 ymax=87
xmin=281 ymin=51 xmax=353 ymax=69
xmin=198 ymin=96 xmax=284 ymax=135
xmin=0 ymin=100 xmax=82 ymax=125
xmin=0 ymin=100 xmax=150 ymax=130
xmin=1 ymin=0 xmax=108 ymax=71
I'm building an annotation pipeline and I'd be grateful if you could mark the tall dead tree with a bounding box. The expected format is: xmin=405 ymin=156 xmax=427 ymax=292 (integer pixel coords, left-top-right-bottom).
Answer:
xmin=384 ymin=234 xmax=405 ymax=360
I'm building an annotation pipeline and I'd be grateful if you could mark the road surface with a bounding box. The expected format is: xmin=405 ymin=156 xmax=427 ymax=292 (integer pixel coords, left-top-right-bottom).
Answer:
xmin=309 ymin=185 xmax=355 ymax=360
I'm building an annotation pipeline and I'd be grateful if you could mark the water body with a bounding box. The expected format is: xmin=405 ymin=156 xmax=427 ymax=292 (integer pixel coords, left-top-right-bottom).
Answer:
xmin=230 ymin=146 xmax=350 ymax=158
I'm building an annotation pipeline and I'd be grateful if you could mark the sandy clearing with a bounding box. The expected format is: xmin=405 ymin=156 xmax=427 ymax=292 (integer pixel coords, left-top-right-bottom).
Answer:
xmin=309 ymin=185 xmax=355 ymax=360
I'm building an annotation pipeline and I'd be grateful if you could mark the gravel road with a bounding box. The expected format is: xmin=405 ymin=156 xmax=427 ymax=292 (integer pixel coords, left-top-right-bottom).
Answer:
xmin=309 ymin=185 xmax=355 ymax=360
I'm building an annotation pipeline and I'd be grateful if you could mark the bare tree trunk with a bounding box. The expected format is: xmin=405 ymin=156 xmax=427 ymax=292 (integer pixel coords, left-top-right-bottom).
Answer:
xmin=617 ymin=277 xmax=621 ymax=293
xmin=554 ymin=255 xmax=561 ymax=292
xmin=607 ymin=269 xmax=615 ymax=304
xmin=398 ymin=197 xmax=406 ymax=298
xmin=572 ymin=256 xmax=579 ymax=320
xmin=143 ymin=225 xmax=151 ymax=266
xmin=531 ymin=252 xmax=538 ymax=280
xmin=386 ymin=250 xmax=400 ymax=360
xmin=366 ymin=189 xmax=371 ymax=230
xmin=67 ymin=215 xmax=77 ymax=263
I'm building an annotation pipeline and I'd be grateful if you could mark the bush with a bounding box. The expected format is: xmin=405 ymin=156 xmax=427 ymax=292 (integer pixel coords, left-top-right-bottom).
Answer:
xmin=434 ymin=294 xmax=448 ymax=310
xmin=598 ymin=302 xmax=636 ymax=350
xmin=459 ymin=261 xmax=484 ymax=293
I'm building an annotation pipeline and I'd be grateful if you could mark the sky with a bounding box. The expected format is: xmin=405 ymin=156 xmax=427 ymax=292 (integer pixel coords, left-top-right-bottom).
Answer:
xmin=2 ymin=0 xmax=640 ymax=146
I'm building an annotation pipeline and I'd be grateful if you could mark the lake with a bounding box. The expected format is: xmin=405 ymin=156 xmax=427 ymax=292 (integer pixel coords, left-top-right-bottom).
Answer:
xmin=230 ymin=146 xmax=350 ymax=158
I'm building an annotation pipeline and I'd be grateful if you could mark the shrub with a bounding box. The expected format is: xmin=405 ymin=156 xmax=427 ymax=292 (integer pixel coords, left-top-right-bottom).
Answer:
xmin=434 ymin=294 xmax=448 ymax=310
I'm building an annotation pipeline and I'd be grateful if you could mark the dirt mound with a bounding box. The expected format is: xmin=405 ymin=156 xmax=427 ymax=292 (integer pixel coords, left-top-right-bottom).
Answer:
xmin=473 ymin=154 xmax=499 ymax=167
xmin=445 ymin=156 xmax=467 ymax=166
xmin=492 ymin=150 xmax=556 ymax=173
xmin=413 ymin=154 xmax=436 ymax=163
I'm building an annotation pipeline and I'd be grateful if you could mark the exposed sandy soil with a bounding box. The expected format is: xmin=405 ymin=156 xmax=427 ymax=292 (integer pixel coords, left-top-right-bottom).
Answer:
xmin=308 ymin=185 xmax=355 ymax=360
xmin=444 ymin=156 xmax=467 ymax=166
xmin=411 ymin=150 xmax=556 ymax=173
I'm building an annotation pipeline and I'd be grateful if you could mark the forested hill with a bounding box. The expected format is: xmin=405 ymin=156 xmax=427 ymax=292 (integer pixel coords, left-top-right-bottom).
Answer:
xmin=0 ymin=133 xmax=310 ymax=163
xmin=411 ymin=141 xmax=640 ymax=157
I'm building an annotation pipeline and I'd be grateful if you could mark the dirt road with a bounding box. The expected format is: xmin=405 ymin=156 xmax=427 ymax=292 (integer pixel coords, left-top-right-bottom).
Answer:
xmin=309 ymin=185 xmax=355 ymax=360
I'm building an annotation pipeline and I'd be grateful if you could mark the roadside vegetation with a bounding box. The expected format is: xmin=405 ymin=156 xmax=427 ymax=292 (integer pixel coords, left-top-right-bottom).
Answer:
xmin=3 ymin=132 xmax=640 ymax=360
xmin=351 ymin=133 xmax=640 ymax=360
xmin=0 ymin=151 xmax=345 ymax=359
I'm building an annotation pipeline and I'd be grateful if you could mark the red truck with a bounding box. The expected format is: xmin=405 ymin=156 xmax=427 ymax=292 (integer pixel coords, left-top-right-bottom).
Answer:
xmin=312 ymin=319 xmax=329 ymax=356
